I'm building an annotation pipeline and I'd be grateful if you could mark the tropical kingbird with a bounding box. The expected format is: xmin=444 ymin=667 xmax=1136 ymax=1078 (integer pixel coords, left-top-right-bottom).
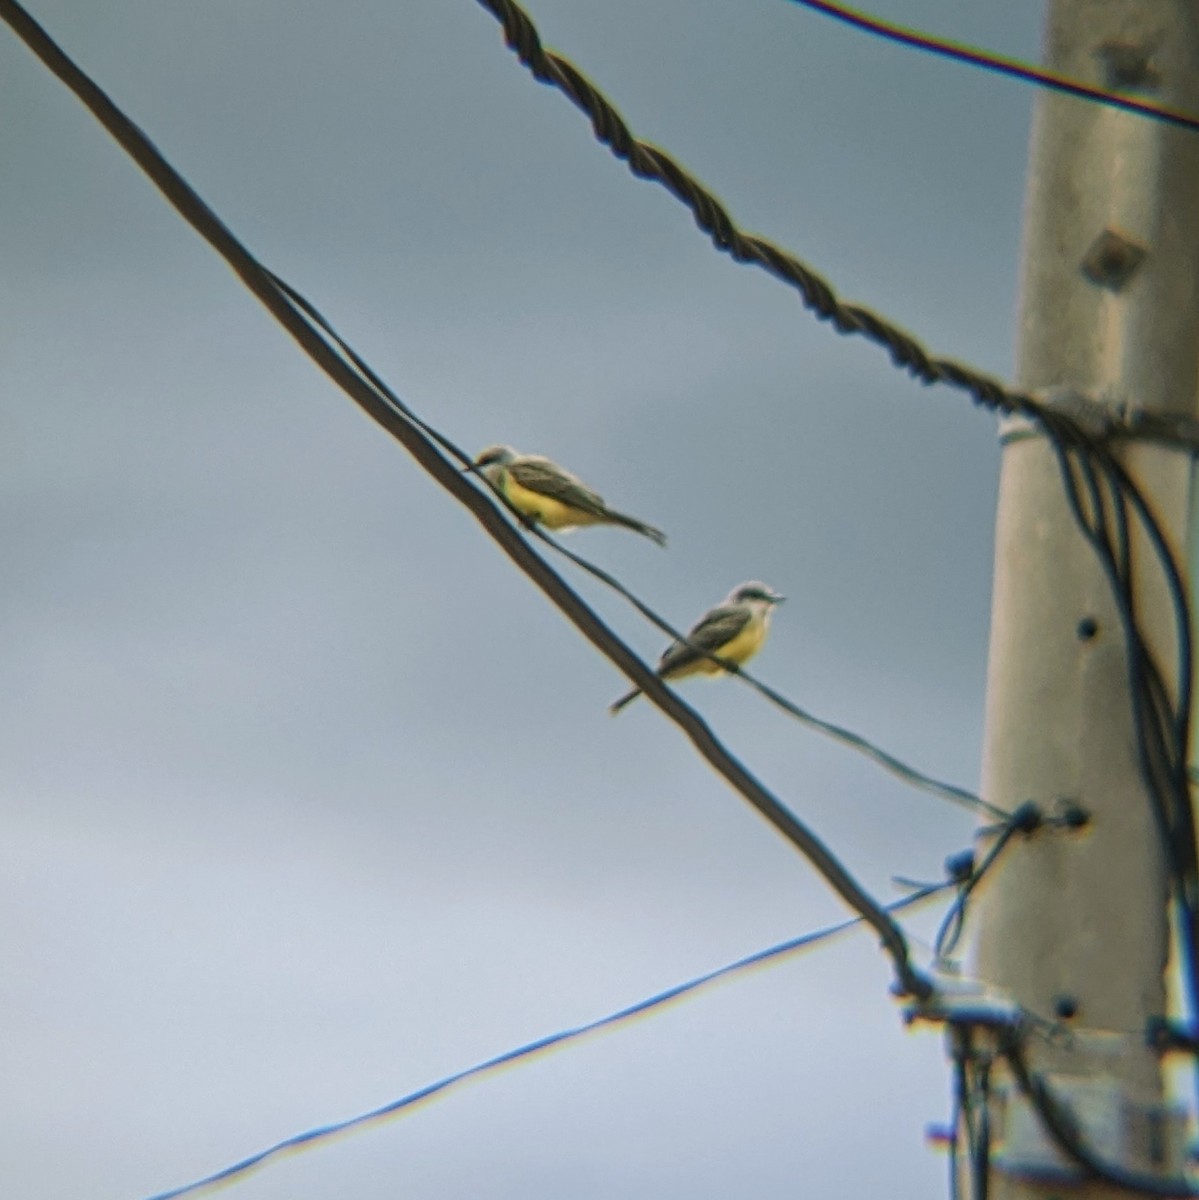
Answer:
xmin=471 ymin=445 xmax=667 ymax=546
xmin=609 ymin=581 xmax=785 ymax=714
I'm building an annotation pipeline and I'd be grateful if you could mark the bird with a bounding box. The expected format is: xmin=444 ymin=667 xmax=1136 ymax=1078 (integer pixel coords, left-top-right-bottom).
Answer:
xmin=470 ymin=445 xmax=667 ymax=546
xmin=609 ymin=581 xmax=785 ymax=714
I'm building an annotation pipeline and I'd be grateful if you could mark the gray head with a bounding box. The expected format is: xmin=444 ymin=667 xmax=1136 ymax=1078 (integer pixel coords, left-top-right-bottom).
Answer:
xmin=726 ymin=580 xmax=785 ymax=607
xmin=472 ymin=444 xmax=518 ymax=469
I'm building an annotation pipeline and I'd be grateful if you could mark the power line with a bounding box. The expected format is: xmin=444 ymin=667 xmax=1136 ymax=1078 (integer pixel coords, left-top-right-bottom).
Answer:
xmin=277 ymin=271 xmax=1005 ymax=823
xmin=473 ymin=0 xmax=1199 ymax=1086
xmin=0 ymin=0 xmax=932 ymax=1002
xmin=1001 ymin=1031 xmax=1198 ymax=1197
xmin=784 ymin=0 xmax=1199 ymax=135
xmin=141 ymin=880 xmax=953 ymax=1200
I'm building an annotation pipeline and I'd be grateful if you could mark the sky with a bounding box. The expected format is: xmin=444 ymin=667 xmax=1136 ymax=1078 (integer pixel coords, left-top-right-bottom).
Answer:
xmin=1 ymin=2 xmax=1050 ymax=1197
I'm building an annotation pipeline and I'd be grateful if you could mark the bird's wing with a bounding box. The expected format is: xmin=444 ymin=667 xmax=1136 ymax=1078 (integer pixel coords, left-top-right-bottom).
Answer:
xmin=507 ymin=457 xmax=608 ymax=516
xmin=657 ymin=604 xmax=751 ymax=675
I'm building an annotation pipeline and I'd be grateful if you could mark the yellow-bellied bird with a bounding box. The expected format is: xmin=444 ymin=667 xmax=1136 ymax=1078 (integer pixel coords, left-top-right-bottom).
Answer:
xmin=609 ymin=581 xmax=785 ymax=714
xmin=471 ymin=445 xmax=667 ymax=546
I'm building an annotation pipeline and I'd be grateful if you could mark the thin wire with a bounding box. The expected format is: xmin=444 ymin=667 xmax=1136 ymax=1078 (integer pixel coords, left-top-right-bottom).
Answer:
xmin=141 ymin=881 xmax=952 ymax=1200
xmin=473 ymin=0 xmax=1075 ymax=424
xmin=934 ymin=801 xmax=1040 ymax=962
xmin=972 ymin=1054 xmax=992 ymax=1200
xmin=948 ymin=1070 xmax=963 ymax=1200
xmin=951 ymin=1031 xmax=985 ymax=1200
xmin=785 ymin=0 xmax=1199 ymax=135
xmin=0 ymin=0 xmax=932 ymax=1002
xmin=1044 ymin=431 xmax=1199 ymax=1083
xmin=275 ymin=268 xmax=1004 ymax=822
xmin=9 ymin=7 xmax=1197 ymax=1194
xmin=471 ymin=1 xmax=1199 ymax=928
xmin=472 ymin=0 xmax=1195 ymax=748
xmin=509 ymin=525 xmax=1003 ymax=818
xmin=472 ymin=0 xmax=1197 ymax=811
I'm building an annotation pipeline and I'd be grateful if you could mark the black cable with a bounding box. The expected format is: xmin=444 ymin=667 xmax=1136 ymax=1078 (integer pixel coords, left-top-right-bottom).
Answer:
xmin=952 ymin=1050 xmax=973 ymax=1200
xmin=0 ymin=0 xmax=932 ymax=1001
xmin=1043 ymin=430 xmax=1199 ymax=1066
xmin=9 ymin=0 xmax=1193 ymax=1015
xmin=271 ymin=271 xmax=1004 ymax=822
xmin=934 ymin=801 xmax=1041 ymax=962
xmin=948 ymin=1068 xmax=963 ymax=1200
xmin=784 ymin=0 xmax=1199 ymax=136
xmin=140 ymin=880 xmax=954 ymax=1200
xmin=949 ymin=1023 xmax=994 ymax=1200
xmin=471 ymin=0 xmax=1086 ymax=427
xmin=972 ymin=1052 xmax=992 ymax=1200
xmin=1001 ymin=1032 xmax=1198 ymax=1198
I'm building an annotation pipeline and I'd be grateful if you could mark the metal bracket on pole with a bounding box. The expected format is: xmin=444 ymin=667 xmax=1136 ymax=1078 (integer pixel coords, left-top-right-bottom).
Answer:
xmin=903 ymin=969 xmax=1024 ymax=1033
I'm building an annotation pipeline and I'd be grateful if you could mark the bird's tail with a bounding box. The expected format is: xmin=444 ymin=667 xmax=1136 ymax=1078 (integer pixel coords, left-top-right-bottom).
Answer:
xmin=605 ymin=510 xmax=667 ymax=547
xmin=608 ymin=687 xmax=642 ymax=715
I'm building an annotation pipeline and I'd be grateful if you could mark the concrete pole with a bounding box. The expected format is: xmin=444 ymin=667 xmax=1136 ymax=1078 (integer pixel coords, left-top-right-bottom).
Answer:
xmin=971 ymin=2 xmax=1199 ymax=1195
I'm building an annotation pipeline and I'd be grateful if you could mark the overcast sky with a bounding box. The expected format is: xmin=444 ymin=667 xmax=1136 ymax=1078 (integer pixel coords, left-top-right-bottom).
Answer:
xmin=2 ymin=2 xmax=1049 ymax=1197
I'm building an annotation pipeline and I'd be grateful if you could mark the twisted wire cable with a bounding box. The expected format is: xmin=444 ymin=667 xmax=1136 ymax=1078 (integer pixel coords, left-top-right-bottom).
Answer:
xmin=472 ymin=0 xmax=1199 ymax=1037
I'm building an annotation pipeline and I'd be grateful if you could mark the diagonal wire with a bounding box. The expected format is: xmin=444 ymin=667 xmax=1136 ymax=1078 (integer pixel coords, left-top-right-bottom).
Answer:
xmin=275 ymin=270 xmax=1005 ymax=821
xmin=785 ymin=0 xmax=1199 ymax=135
xmin=141 ymin=880 xmax=952 ymax=1200
xmin=0 ymin=0 xmax=932 ymax=1002
xmin=475 ymin=0 xmax=1038 ymax=422
xmin=934 ymin=801 xmax=1042 ymax=962
xmin=471 ymin=0 xmax=1199 ymax=1079
xmin=1002 ymin=1032 xmax=1198 ymax=1197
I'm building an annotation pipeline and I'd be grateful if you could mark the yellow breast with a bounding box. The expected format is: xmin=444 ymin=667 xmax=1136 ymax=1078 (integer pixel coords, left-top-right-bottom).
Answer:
xmin=501 ymin=475 xmax=602 ymax=530
xmin=668 ymin=611 xmax=769 ymax=682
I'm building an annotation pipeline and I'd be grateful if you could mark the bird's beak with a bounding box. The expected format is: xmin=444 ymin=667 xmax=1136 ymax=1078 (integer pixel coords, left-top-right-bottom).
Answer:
xmin=771 ymin=593 xmax=786 ymax=604
xmin=462 ymin=461 xmax=478 ymax=472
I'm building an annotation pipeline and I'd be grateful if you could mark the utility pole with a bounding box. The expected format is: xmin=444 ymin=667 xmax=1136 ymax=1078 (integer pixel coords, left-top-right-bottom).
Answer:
xmin=966 ymin=2 xmax=1199 ymax=1196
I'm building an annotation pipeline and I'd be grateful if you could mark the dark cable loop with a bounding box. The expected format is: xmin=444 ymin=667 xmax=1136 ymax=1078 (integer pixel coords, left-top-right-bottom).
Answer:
xmin=785 ymin=0 xmax=1199 ymax=136
xmin=472 ymin=0 xmax=1197 ymax=931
